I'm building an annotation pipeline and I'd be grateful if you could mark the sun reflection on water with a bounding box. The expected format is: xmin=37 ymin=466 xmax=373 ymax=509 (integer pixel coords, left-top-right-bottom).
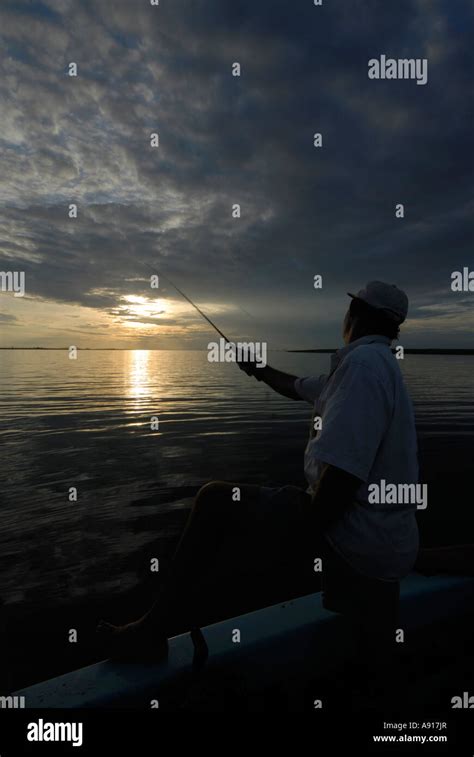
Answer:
xmin=126 ymin=350 xmax=151 ymax=407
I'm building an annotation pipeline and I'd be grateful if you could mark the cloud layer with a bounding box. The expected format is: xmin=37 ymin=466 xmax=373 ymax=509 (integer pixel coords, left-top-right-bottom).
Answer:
xmin=0 ymin=0 xmax=473 ymax=348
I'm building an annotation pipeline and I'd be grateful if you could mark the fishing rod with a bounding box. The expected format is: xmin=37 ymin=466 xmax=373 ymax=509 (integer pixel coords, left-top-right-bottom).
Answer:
xmin=144 ymin=262 xmax=231 ymax=343
xmin=144 ymin=262 xmax=269 ymax=383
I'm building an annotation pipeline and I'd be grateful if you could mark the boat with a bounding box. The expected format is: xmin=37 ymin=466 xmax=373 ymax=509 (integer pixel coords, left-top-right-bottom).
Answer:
xmin=10 ymin=572 xmax=474 ymax=710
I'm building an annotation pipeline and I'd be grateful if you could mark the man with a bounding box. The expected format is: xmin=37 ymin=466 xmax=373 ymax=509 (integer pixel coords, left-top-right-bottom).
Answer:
xmin=243 ymin=281 xmax=418 ymax=656
xmin=99 ymin=281 xmax=420 ymax=662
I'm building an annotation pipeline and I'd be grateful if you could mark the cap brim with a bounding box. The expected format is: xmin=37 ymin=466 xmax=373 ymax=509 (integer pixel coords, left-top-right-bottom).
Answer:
xmin=347 ymin=293 xmax=403 ymax=322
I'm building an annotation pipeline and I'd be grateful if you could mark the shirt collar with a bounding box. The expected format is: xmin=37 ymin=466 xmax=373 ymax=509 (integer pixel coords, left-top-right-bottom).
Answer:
xmin=330 ymin=334 xmax=392 ymax=373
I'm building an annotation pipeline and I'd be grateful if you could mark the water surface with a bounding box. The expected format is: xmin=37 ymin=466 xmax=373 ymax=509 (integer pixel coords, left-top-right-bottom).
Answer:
xmin=1 ymin=350 xmax=473 ymax=608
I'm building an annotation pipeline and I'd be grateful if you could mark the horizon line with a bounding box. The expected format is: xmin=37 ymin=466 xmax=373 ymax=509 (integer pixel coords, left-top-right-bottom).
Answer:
xmin=1 ymin=347 xmax=473 ymax=355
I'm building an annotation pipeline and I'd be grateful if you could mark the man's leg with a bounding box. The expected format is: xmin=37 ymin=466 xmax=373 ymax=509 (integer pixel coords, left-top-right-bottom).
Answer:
xmin=98 ymin=481 xmax=319 ymax=654
xmin=144 ymin=480 xmax=263 ymax=634
xmin=147 ymin=481 xmax=322 ymax=634
xmin=320 ymin=538 xmax=400 ymax=698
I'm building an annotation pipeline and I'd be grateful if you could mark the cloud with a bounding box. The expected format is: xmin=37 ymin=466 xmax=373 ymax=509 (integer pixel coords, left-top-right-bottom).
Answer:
xmin=0 ymin=0 xmax=472 ymax=348
xmin=0 ymin=312 xmax=17 ymax=324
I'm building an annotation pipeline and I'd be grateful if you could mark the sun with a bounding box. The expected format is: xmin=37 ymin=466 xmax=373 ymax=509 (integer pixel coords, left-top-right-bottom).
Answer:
xmin=118 ymin=295 xmax=170 ymax=328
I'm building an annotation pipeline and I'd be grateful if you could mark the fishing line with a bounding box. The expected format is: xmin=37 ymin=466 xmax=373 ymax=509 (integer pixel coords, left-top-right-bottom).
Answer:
xmin=143 ymin=261 xmax=231 ymax=343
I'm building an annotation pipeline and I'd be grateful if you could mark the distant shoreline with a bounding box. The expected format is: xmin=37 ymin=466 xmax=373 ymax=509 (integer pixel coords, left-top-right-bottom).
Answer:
xmin=0 ymin=347 xmax=145 ymax=350
xmin=0 ymin=347 xmax=473 ymax=355
xmin=287 ymin=348 xmax=474 ymax=355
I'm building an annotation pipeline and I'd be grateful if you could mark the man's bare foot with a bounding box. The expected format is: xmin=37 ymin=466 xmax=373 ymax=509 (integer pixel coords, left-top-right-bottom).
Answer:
xmin=96 ymin=617 xmax=168 ymax=662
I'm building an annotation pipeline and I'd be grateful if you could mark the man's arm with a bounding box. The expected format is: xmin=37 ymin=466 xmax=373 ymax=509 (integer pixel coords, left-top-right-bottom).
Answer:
xmin=311 ymin=463 xmax=362 ymax=531
xmin=238 ymin=362 xmax=302 ymax=400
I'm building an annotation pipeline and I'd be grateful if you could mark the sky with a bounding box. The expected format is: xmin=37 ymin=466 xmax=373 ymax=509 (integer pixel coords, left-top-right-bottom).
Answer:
xmin=0 ymin=0 xmax=473 ymax=350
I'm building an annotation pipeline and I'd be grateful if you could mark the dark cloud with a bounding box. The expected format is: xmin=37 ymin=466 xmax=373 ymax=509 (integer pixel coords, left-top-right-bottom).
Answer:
xmin=0 ymin=0 xmax=473 ymax=347
xmin=0 ymin=312 xmax=17 ymax=324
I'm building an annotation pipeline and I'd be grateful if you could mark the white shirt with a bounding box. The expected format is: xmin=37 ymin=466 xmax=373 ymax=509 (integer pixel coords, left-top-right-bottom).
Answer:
xmin=294 ymin=335 xmax=419 ymax=580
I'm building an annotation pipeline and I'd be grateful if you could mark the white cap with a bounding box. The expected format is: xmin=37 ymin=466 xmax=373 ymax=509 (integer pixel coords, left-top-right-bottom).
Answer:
xmin=348 ymin=281 xmax=409 ymax=323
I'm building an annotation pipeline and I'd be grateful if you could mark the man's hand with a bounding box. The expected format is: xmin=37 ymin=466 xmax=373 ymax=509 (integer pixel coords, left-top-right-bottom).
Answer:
xmin=237 ymin=360 xmax=263 ymax=380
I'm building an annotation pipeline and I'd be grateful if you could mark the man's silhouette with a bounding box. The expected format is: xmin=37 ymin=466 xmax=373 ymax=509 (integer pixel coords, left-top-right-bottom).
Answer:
xmin=98 ymin=282 xmax=470 ymax=664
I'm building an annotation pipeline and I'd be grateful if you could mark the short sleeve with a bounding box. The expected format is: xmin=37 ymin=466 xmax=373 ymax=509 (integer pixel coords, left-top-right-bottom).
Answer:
xmin=307 ymin=358 xmax=392 ymax=482
xmin=294 ymin=374 xmax=328 ymax=404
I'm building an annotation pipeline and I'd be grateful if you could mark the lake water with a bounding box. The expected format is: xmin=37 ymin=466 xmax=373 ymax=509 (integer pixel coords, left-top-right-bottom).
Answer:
xmin=1 ymin=350 xmax=473 ymax=610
